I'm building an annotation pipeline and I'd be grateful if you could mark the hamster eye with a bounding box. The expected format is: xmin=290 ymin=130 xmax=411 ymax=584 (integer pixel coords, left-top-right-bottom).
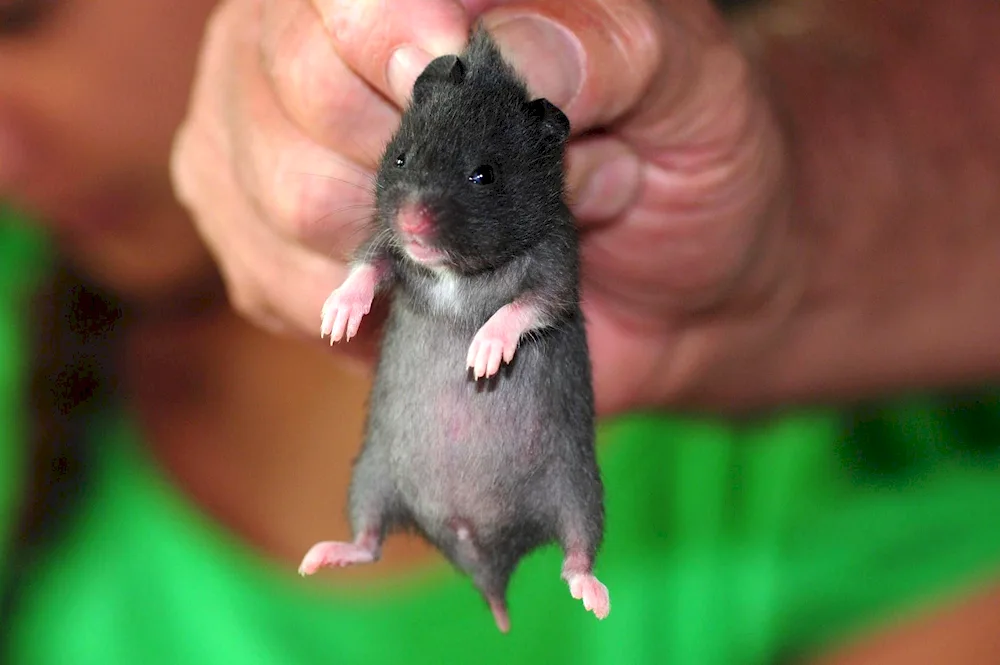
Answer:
xmin=394 ymin=153 xmax=406 ymax=168
xmin=468 ymin=165 xmax=494 ymax=185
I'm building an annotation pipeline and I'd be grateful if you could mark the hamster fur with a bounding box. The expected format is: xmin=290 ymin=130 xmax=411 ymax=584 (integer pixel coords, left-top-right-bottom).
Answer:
xmin=299 ymin=26 xmax=609 ymax=632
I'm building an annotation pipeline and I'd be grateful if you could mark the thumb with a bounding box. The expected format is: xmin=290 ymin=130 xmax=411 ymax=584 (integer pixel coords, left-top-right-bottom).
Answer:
xmin=479 ymin=1 xmax=749 ymax=150
xmin=480 ymin=0 xmax=663 ymax=131
xmin=310 ymin=0 xmax=471 ymax=105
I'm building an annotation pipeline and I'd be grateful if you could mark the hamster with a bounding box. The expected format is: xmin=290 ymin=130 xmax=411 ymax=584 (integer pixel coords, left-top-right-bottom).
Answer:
xmin=298 ymin=26 xmax=609 ymax=632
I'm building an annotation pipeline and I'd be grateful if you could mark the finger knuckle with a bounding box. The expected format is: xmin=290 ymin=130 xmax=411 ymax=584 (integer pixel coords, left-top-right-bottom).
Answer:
xmin=226 ymin=277 xmax=268 ymax=319
xmin=324 ymin=0 xmax=379 ymax=49
xmin=169 ymin=124 xmax=207 ymax=203
xmin=616 ymin=2 xmax=665 ymax=86
xmin=228 ymin=281 xmax=290 ymax=335
xmin=203 ymin=0 xmax=242 ymax=44
xmin=169 ymin=126 xmax=194 ymax=201
xmin=275 ymin=33 xmax=359 ymax=125
xmin=169 ymin=120 xmax=226 ymax=209
xmin=578 ymin=0 xmax=665 ymax=120
xmin=269 ymin=151 xmax=370 ymax=244
xmin=268 ymin=168 xmax=332 ymax=241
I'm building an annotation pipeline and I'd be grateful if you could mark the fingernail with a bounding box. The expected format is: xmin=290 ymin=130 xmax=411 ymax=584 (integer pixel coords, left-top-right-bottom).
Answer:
xmin=486 ymin=15 xmax=584 ymax=108
xmin=387 ymin=45 xmax=434 ymax=103
xmin=572 ymin=154 xmax=642 ymax=222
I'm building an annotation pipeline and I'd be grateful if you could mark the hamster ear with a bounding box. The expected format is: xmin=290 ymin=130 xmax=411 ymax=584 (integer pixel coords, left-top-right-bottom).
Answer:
xmin=525 ymin=98 xmax=570 ymax=145
xmin=412 ymin=55 xmax=466 ymax=104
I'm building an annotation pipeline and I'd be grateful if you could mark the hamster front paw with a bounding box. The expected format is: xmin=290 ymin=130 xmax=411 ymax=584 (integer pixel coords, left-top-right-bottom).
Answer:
xmin=320 ymin=265 xmax=378 ymax=343
xmin=467 ymin=317 xmax=521 ymax=380
xmin=466 ymin=333 xmax=516 ymax=379
xmin=466 ymin=301 xmax=540 ymax=379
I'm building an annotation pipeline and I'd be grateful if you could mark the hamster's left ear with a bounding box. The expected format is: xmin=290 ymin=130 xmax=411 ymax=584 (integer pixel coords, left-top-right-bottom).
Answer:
xmin=526 ymin=98 xmax=570 ymax=145
xmin=412 ymin=55 xmax=466 ymax=105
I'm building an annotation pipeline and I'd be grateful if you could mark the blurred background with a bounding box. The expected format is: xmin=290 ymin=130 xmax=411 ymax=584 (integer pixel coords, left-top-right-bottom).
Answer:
xmin=2 ymin=1 xmax=1000 ymax=664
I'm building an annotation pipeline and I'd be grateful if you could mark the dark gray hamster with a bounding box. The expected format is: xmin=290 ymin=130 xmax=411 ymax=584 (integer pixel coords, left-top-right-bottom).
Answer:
xmin=298 ymin=26 xmax=609 ymax=632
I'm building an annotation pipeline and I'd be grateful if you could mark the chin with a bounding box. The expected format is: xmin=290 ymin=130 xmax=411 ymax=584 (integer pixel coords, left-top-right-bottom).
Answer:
xmin=63 ymin=243 xmax=224 ymax=314
xmin=51 ymin=205 xmax=225 ymax=311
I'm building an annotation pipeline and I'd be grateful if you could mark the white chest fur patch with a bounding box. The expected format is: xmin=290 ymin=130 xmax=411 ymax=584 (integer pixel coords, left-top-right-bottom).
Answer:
xmin=429 ymin=269 xmax=463 ymax=313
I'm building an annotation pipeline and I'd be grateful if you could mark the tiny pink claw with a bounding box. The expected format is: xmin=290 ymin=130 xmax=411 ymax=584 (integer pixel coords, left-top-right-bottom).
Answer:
xmin=319 ymin=265 xmax=379 ymax=346
xmin=487 ymin=345 xmax=502 ymax=377
xmin=502 ymin=340 xmax=516 ymax=364
xmin=347 ymin=312 xmax=361 ymax=340
xmin=334 ymin=308 xmax=348 ymax=340
xmin=566 ymin=573 xmax=610 ymax=619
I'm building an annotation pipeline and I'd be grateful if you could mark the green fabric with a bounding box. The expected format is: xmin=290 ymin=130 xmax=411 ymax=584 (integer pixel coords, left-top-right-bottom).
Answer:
xmin=0 ymin=208 xmax=50 ymax=574
xmin=3 ymin=214 xmax=1000 ymax=664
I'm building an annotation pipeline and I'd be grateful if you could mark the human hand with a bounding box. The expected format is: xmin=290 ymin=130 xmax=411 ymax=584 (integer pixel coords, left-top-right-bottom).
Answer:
xmin=171 ymin=0 xmax=799 ymax=414
xmin=170 ymin=0 xmax=468 ymax=359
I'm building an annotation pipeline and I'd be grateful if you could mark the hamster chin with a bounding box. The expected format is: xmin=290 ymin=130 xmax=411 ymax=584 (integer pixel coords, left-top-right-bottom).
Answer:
xmin=399 ymin=234 xmax=448 ymax=267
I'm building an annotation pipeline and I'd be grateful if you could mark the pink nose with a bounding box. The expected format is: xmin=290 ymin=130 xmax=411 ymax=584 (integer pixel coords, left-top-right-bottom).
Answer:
xmin=397 ymin=204 xmax=433 ymax=236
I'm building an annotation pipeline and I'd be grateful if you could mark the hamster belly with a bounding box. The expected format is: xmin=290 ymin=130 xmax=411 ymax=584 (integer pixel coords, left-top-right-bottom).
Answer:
xmin=366 ymin=303 xmax=580 ymax=540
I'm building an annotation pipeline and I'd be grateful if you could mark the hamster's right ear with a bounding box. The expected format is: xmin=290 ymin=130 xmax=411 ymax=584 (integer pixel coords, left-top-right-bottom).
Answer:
xmin=412 ymin=55 xmax=466 ymax=105
xmin=525 ymin=98 xmax=570 ymax=145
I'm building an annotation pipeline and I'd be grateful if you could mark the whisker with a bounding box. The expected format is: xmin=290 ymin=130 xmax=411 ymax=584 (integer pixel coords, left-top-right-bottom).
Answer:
xmin=321 ymin=203 xmax=375 ymax=214
xmin=358 ymin=227 xmax=395 ymax=265
xmin=285 ymin=171 xmax=375 ymax=193
xmin=341 ymin=219 xmax=378 ymax=240
xmin=344 ymin=135 xmax=387 ymax=170
xmin=306 ymin=207 xmax=373 ymax=229
xmin=312 ymin=151 xmax=378 ymax=180
xmin=310 ymin=217 xmax=380 ymax=260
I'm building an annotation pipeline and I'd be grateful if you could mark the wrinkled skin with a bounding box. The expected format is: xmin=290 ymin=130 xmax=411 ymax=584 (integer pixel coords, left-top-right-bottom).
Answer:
xmin=170 ymin=0 xmax=794 ymax=416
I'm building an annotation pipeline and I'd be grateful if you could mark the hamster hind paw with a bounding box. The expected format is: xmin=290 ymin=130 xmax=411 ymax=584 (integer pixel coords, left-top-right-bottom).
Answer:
xmin=298 ymin=540 xmax=375 ymax=576
xmin=567 ymin=573 xmax=610 ymax=620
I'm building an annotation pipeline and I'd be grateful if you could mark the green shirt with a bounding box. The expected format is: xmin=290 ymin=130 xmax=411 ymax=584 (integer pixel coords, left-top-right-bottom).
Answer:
xmin=3 ymin=214 xmax=1000 ymax=664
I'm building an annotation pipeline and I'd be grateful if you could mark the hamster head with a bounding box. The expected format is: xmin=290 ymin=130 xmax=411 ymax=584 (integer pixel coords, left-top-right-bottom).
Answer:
xmin=374 ymin=28 xmax=571 ymax=275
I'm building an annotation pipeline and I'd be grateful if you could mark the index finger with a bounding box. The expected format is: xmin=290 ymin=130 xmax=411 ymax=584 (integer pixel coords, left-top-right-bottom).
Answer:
xmin=261 ymin=0 xmax=401 ymax=167
xmin=310 ymin=0 xmax=471 ymax=105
